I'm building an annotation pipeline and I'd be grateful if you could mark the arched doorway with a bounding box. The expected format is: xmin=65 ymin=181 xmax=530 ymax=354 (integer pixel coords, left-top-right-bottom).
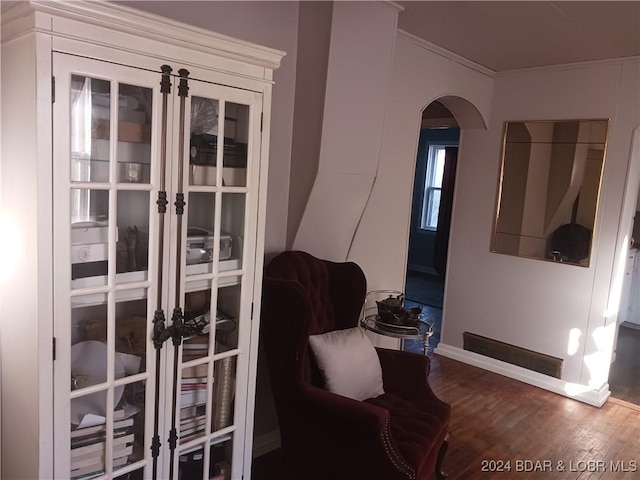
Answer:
xmin=403 ymin=100 xmax=459 ymax=354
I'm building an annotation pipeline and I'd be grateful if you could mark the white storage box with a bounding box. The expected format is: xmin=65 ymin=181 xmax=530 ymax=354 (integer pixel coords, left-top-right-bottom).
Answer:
xmin=71 ymin=224 xmax=109 ymax=245
xmin=186 ymin=228 xmax=233 ymax=264
xmin=71 ymin=243 xmax=108 ymax=263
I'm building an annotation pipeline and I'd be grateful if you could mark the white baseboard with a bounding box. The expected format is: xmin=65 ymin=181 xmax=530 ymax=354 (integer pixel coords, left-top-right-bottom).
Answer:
xmin=434 ymin=343 xmax=611 ymax=408
xmin=252 ymin=429 xmax=281 ymax=458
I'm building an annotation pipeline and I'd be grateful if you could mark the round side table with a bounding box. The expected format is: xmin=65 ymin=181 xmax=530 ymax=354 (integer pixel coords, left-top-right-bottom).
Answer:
xmin=361 ymin=314 xmax=434 ymax=355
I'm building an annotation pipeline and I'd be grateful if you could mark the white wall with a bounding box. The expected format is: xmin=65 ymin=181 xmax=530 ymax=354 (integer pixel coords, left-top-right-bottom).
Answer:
xmin=293 ymin=1 xmax=402 ymax=261
xmin=287 ymin=1 xmax=333 ymax=249
xmin=442 ymin=58 xmax=639 ymax=398
xmin=348 ymin=33 xmax=493 ymax=292
xmin=345 ymin=32 xmax=493 ymax=350
xmin=345 ymin=26 xmax=639 ymax=403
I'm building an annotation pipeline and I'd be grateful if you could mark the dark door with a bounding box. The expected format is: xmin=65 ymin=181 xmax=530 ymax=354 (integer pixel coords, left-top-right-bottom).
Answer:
xmin=434 ymin=147 xmax=458 ymax=278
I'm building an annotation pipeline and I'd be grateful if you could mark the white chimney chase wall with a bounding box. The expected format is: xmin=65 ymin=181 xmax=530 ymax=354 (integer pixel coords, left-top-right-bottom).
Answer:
xmin=292 ymin=1 xmax=402 ymax=261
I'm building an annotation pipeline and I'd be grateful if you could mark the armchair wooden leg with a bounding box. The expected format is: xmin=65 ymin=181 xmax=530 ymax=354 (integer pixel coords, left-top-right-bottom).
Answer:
xmin=435 ymin=433 xmax=449 ymax=480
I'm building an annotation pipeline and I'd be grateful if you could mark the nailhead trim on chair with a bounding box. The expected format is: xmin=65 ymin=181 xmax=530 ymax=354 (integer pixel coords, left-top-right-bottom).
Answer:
xmin=381 ymin=417 xmax=415 ymax=479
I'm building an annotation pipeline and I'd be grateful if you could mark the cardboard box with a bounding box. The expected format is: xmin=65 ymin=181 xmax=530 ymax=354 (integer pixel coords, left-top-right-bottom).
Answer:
xmin=92 ymin=119 xmax=151 ymax=143
xmin=118 ymin=121 xmax=151 ymax=143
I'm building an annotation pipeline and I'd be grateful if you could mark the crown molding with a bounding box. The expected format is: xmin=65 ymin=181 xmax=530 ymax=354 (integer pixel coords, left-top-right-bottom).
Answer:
xmin=396 ymin=29 xmax=496 ymax=78
xmin=377 ymin=1 xmax=405 ymax=14
xmin=496 ymin=55 xmax=640 ymax=77
xmin=2 ymin=0 xmax=285 ymax=70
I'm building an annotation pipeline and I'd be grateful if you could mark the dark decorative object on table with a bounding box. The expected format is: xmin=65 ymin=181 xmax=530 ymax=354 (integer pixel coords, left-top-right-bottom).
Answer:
xmin=549 ymin=222 xmax=592 ymax=263
xmin=376 ymin=293 xmax=421 ymax=327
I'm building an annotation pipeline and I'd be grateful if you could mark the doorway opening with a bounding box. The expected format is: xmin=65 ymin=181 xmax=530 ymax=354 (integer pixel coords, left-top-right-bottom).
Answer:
xmin=609 ymin=321 xmax=640 ymax=405
xmin=608 ymin=126 xmax=640 ymax=406
xmin=403 ymin=101 xmax=459 ymax=355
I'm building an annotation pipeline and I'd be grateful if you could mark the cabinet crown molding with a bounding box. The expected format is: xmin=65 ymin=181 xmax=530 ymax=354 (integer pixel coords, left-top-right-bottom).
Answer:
xmin=2 ymin=0 xmax=286 ymax=71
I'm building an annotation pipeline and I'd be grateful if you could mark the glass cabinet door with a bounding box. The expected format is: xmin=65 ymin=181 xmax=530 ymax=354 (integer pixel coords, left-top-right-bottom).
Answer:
xmin=54 ymin=53 xmax=264 ymax=480
xmin=172 ymin=81 xmax=263 ymax=480
xmin=53 ymin=54 xmax=162 ymax=480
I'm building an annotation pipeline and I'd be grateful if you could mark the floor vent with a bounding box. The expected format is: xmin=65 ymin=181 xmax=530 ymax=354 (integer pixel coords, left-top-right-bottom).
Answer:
xmin=463 ymin=332 xmax=563 ymax=379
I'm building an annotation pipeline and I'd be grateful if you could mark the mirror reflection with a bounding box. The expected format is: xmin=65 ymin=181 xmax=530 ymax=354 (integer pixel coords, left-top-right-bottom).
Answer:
xmin=492 ymin=119 xmax=608 ymax=266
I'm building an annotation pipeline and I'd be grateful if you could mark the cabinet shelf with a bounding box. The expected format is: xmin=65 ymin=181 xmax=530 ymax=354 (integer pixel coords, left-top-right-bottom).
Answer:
xmin=72 ymin=138 xmax=152 ymax=183
xmin=71 ymin=259 xmax=242 ymax=307
xmin=178 ymin=433 xmax=233 ymax=456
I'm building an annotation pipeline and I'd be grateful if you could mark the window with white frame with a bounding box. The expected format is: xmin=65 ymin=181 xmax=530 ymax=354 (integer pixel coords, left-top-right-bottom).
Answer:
xmin=420 ymin=145 xmax=447 ymax=230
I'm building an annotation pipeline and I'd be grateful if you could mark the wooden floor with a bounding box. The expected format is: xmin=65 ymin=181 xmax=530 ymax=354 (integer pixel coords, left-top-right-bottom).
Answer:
xmin=252 ymin=355 xmax=640 ymax=479
xmin=428 ymin=355 xmax=639 ymax=479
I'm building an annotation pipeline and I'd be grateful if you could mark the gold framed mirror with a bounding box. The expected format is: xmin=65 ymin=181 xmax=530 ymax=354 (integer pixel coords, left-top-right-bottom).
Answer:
xmin=491 ymin=119 xmax=609 ymax=266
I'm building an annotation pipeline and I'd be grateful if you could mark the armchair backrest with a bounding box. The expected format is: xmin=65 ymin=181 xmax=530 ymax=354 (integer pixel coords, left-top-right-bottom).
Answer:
xmin=260 ymin=251 xmax=367 ymax=454
xmin=264 ymin=250 xmax=366 ymax=333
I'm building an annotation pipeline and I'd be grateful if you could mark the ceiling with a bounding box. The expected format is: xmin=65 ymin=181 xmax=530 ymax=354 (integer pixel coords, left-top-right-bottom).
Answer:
xmin=2 ymin=1 xmax=636 ymax=72
xmin=397 ymin=1 xmax=640 ymax=72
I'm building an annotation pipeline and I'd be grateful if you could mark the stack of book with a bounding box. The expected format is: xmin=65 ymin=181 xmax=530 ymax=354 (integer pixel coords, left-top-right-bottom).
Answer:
xmin=182 ymin=335 xmax=209 ymax=381
xmin=182 ymin=334 xmax=209 ymax=363
xmin=70 ymin=410 xmax=135 ymax=480
xmin=182 ymin=362 xmax=209 ymax=378
xmin=179 ymin=377 xmax=208 ymax=442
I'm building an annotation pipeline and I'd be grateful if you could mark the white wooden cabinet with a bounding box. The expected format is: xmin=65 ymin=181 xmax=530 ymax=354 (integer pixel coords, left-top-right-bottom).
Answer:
xmin=0 ymin=2 xmax=283 ymax=479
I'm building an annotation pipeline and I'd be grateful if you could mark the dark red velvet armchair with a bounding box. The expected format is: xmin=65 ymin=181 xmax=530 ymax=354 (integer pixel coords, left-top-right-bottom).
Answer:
xmin=261 ymin=251 xmax=451 ymax=480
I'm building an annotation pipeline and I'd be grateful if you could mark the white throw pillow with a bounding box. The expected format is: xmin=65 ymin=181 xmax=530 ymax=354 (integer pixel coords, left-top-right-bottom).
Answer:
xmin=308 ymin=327 xmax=385 ymax=401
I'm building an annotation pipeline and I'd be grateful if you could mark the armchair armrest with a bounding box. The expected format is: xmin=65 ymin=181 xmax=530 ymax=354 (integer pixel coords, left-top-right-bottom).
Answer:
xmin=376 ymin=347 xmax=432 ymax=396
xmin=298 ymin=384 xmax=389 ymax=436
